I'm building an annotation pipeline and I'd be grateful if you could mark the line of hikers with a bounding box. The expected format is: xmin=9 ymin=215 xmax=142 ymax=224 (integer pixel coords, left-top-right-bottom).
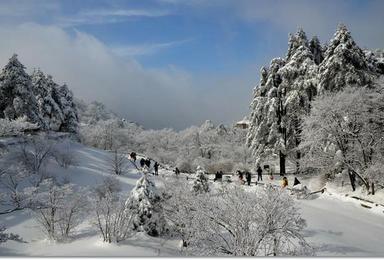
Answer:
xmin=129 ymin=152 xmax=159 ymax=176
xmin=129 ymin=151 xmax=299 ymax=189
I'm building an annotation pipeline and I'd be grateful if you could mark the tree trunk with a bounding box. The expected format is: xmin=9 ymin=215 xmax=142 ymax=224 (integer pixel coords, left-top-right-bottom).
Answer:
xmin=279 ymin=151 xmax=286 ymax=176
xmin=296 ymin=151 xmax=301 ymax=174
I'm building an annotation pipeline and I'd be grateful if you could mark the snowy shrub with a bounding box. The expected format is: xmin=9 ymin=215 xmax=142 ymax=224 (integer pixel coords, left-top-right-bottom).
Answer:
xmin=52 ymin=140 xmax=77 ymax=169
xmin=0 ymin=225 xmax=24 ymax=243
xmin=125 ymin=174 xmax=167 ymax=237
xmin=191 ymin=166 xmax=209 ymax=194
xmin=175 ymin=157 xmax=193 ymax=173
xmin=161 ymin=177 xmax=198 ymax=249
xmin=0 ymin=117 xmax=39 ymax=137
xmin=32 ymin=179 xmax=89 ymax=241
xmin=164 ymin=182 xmax=312 ymax=256
xmin=0 ymin=163 xmax=33 ymax=210
xmin=94 ymin=176 xmax=122 ymax=199
xmin=92 ymin=177 xmax=133 ymax=243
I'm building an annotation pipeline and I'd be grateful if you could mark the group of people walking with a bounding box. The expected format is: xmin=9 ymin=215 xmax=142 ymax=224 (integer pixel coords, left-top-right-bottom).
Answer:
xmin=129 ymin=151 xmax=294 ymax=189
xmin=130 ymin=152 xmax=159 ymax=175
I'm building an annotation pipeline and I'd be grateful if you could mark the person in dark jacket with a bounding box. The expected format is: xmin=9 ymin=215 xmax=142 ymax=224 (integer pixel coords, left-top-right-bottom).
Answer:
xmin=139 ymin=158 xmax=145 ymax=168
xmin=145 ymin=159 xmax=151 ymax=168
xmin=245 ymin=171 xmax=252 ymax=186
xmin=154 ymin=162 xmax=159 ymax=175
xmin=130 ymin=152 xmax=137 ymax=162
xmin=257 ymin=165 xmax=263 ymax=181
xmin=174 ymin=167 xmax=180 ymax=176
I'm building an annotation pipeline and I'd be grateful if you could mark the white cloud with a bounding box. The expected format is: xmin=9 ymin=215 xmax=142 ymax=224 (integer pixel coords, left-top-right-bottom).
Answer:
xmin=56 ymin=8 xmax=171 ymax=27
xmin=111 ymin=39 xmax=193 ymax=57
xmin=0 ymin=23 xmax=250 ymax=129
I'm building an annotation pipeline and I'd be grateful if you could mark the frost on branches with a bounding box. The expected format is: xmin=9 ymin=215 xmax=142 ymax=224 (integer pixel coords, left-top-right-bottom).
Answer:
xmin=0 ymin=54 xmax=79 ymax=135
xmin=125 ymin=174 xmax=167 ymax=237
xmin=247 ymin=29 xmax=318 ymax=174
xmin=247 ymin=25 xmax=384 ymax=175
xmin=162 ymin=180 xmax=312 ymax=256
xmin=192 ymin=165 xmax=209 ymax=194
xmin=0 ymin=54 xmax=45 ymax=129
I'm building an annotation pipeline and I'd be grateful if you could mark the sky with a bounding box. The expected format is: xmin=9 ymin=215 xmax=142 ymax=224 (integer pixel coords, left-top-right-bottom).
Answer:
xmin=0 ymin=0 xmax=383 ymax=130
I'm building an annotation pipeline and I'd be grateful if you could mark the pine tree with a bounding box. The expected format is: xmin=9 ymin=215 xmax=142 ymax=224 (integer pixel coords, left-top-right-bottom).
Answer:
xmin=124 ymin=174 xmax=167 ymax=237
xmin=0 ymin=54 xmax=45 ymax=128
xmin=192 ymin=166 xmax=209 ymax=194
xmin=31 ymin=69 xmax=64 ymax=131
xmin=247 ymin=29 xmax=318 ymax=174
xmin=318 ymin=24 xmax=375 ymax=93
xmin=55 ymin=83 xmax=79 ymax=133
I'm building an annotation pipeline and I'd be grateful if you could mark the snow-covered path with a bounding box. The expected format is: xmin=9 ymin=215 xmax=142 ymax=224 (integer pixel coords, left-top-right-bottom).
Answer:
xmin=299 ymin=195 xmax=384 ymax=256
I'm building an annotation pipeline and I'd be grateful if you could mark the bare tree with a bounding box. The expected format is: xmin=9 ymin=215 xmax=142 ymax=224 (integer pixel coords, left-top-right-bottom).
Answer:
xmin=19 ymin=135 xmax=53 ymax=174
xmin=92 ymin=177 xmax=134 ymax=243
xmin=32 ymin=179 xmax=88 ymax=241
xmin=107 ymin=150 xmax=128 ymax=175
xmin=52 ymin=139 xmax=78 ymax=169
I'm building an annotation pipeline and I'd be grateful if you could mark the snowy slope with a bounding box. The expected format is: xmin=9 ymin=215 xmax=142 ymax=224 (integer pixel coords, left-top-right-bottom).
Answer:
xmin=1 ymin=141 xmax=384 ymax=256
xmin=0 ymin=141 xmax=180 ymax=256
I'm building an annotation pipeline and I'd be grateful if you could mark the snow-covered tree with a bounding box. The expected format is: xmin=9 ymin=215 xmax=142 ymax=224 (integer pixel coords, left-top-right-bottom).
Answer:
xmin=187 ymin=185 xmax=312 ymax=256
xmin=300 ymin=85 xmax=384 ymax=192
xmin=55 ymin=83 xmax=78 ymax=133
xmin=0 ymin=54 xmax=44 ymax=128
xmin=125 ymin=174 xmax=167 ymax=237
xmin=32 ymin=179 xmax=89 ymax=240
xmin=247 ymin=29 xmax=318 ymax=174
xmin=92 ymin=177 xmax=133 ymax=243
xmin=107 ymin=149 xmax=128 ymax=175
xmin=31 ymin=69 xmax=64 ymax=131
xmin=162 ymin=181 xmax=312 ymax=256
xmin=192 ymin=166 xmax=209 ymax=194
xmin=317 ymin=24 xmax=376 ymax=93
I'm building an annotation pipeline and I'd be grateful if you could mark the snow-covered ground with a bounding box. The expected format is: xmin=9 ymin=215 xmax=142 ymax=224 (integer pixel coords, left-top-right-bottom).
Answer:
xmin=1 ymin=141 xmax=384 ymax=256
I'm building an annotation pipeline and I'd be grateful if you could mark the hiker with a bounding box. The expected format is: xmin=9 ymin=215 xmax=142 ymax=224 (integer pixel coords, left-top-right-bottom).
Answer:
xmin=237 ymin=170 xmax=244 ymax=184
xmin=145 ymin=159 xmax=151 ymax=168
xmin=214 ymin=171 xmax=223 ymax=182
xmin=281 ymin=176 xmax=288 ymax=188
xmin=293 ymin=177 xmax=301 ymax=186
xmin=257 ymin=165 xmax=263 ymax=182
xmin=214 ymin=171 xmax=220 ymax=182
xmin=175 ymin=167 xmax=180 ymax=176
xmin=130 ymin=152 xmax=137 ymax=162
xmin=139 ymin=158 xmax=145 ymax=168
xmin=154 ymin=162 xmax=159 ymax=175
xmin=245 ymin=171 xmax=252 ymax=186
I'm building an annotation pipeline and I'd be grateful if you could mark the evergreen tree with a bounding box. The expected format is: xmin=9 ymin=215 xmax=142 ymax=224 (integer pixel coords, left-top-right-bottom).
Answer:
xmin=55 ymin=83 xmax=79 ymax=133
xmin=192 ymin=166 xmax=209 ymax=194
xmin=0 ymin=54 xmax=45 ymax=128
xmin=247 ymin=29 xmax=318 ymax=174
xmin=31 ymin=69 xmax=64 ymax=131
xmin=318 ymin=24 xmax=375 ymax=93
xmin=125 ymin=174 xmax=167 ymax=237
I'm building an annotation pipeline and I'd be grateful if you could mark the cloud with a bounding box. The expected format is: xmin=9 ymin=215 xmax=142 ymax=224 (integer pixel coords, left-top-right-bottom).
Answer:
xmin=111 ymin=39 xmax=193 ymax=57
xmin=56 ymin=8 xmax=171 ymax=27
xmin=157 ymin=0 xmax=384 ymax=49
xmin=0 ymin=23 xmax=249 ymax=129
xmin=0 ymin=0 xmax=59 ymax=17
